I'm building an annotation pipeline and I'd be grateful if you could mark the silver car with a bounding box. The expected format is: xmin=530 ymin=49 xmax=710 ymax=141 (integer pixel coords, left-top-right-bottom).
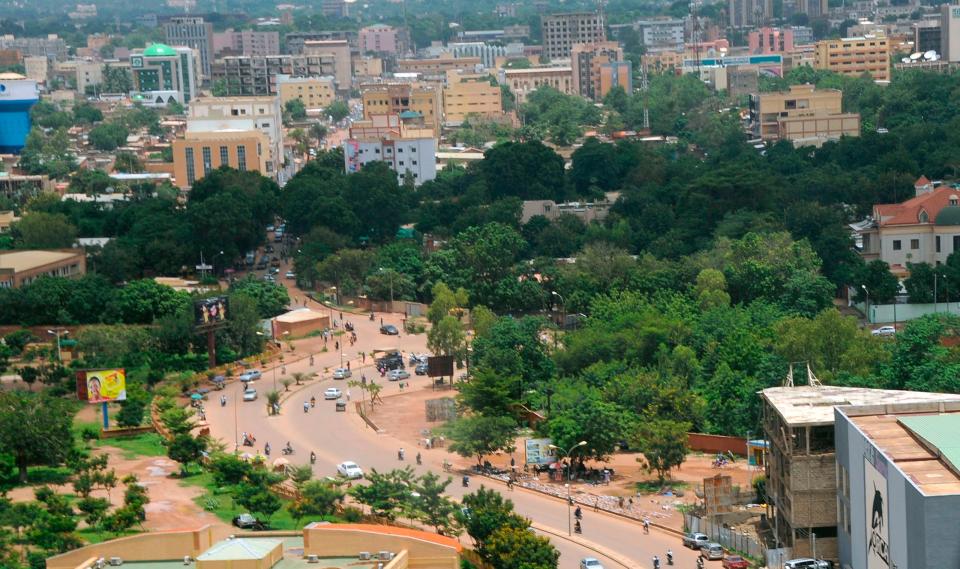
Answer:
xmin=332 ymin=367 xmax=352 ymax=380
xmin=388 ymin=369 xmax=410 ymax=381
xmin=700 ymin=543 xmax=724 ymax=560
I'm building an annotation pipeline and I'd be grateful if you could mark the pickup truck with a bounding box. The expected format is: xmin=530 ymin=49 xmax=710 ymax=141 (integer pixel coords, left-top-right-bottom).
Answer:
xmin=682 ymin=532 xmax=710 ymax=549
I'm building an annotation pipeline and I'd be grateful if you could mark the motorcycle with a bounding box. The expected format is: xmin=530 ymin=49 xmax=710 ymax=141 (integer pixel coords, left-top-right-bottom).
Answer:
xmin=666 ymin=551 xmax=673 ymax=566
xmin=310 ymin=452 xmax=316 ymax=464
xmin=652 ymin=556 xmax=660 ymax=569
xmin=574 ymin=521 xmax=582 ymax=534
xmin=462 ymin=475 xmax=470 ymax=487
xmin=282 ymin=445 xmax=294 ymax=456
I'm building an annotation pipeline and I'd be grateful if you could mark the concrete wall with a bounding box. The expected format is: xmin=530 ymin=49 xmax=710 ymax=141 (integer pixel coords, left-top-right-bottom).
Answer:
xmin=47 ymin=526 xmax=228 ymax=569
xmin=687 ymin=433 xmax=747 ymax=456
xmin=303 ymin=525 xmax=458 ymax=569
xmin=859 ymin=300 xmax=960 ymax=324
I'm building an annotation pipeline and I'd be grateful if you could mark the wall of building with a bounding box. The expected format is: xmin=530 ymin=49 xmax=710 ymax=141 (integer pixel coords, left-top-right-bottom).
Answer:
xmin=172 ymin=133 xmax=269 ymax=188
xmin=278 ymin=77 xmax=336 ymax=109
xmin=46 ymin=526 xmax=227 ymax=569
xmin=302 ymin=525 xmax=458 ymax=569
xmin=442 ymin=78 xmax=502 ymax=123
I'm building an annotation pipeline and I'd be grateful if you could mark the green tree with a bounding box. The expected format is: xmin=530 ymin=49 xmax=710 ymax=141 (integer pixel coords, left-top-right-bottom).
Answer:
xmin=73 ymin=103 xmax=104 ymax=124
xmin=167 ymin=434 xmax=206 ymax=475
xmin=284 ymin=99 xmax=307 ymax=122
xmin=107 ymin=279 xmax=190 ymax=324
xmin=309 ymin=123 xmax=328 ymax=146
xmin=229 ymin=277 xmax=290 ymax=318
xmin=485 ymin=526 xmax=558 ymax=569
xmin=234 ymin=470 xmax=283 ymax=523
xmin=13 ymin=212 xmax=77 ymax=249
xmin=89 ymin=122 xmax=129 ymax=151
xmin=632 ymin=419 xmax=691 ymax=482
xmin=479 ymin=141 xmax=565 ymax=201
xmin=113 ymin=152 xmax=144 ymax=173
xmin=288 ymin=480 xmax=345 ymax=524
xmin=547 ymin=394 xmax=626 ymax=463
xmin=855 ymin=259 xmax=900 ymax=304
xmin=427 ymin=315 xmax=466 ymax=365
xmin=445 ymin=415 xmax=516 ymax=465
xmin=18 ymin=128 xmax=76 ymax=178
xmin=0 ymin=392 xmax=74 ymax=482
xmin=412 ymin=471 xmax=460 ymax=535
xmin=102 ymin=65 xmax=133 ymax=93
xmin=459 ymin=487 xmax=530 ymax=558
xmin=325 ymin=101 xmax=350 ymax=122
xmin=349 ymin=467 xmax=416 ymax=520
xmin=694 ymin=269 xmax=731 ymax=309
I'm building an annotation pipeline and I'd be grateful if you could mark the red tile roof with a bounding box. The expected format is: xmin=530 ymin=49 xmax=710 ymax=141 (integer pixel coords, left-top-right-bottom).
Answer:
xmin=916 ymin=175 xmax=931 ymax=187
xmin=875 ymin=187 xmax=960 ymax=227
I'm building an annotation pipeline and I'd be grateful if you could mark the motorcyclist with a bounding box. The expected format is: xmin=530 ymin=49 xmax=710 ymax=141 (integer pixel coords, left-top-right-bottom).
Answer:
xmin=643 ymin=519 xmax=650 ymax=534
xmin=310 ymin=451 xmax=316 ymax=464
xmin=285 ymin=441 xmax=293 ymax=453
xmin=416 ymin=452 xmax=422 ymax=465
xmin=462 ymin=475 xmax=470 ymax=487
xmin=574 ymin=520 xmax=582 ymax=534
xmin=696 ymin=557 xmax=704 ymax=569
xmin=220 ymin=395 xmax=227 ymax=407
xmin=310 ymin=396 xmax=316 ymax=407
xmin=666 ymin=550 xmax=673 ymax=565
xmin=264 ymin=442 xmax=271 ymax=456
xmin=398 ymin=448 xmax=405 ymax=461
xmin=574 ymin=506 xmax=582 ymax=520
xmin=303 ymin=401 xmax=309 ymax=413
xmin=652 ymin=556 xmax=660 ymax=569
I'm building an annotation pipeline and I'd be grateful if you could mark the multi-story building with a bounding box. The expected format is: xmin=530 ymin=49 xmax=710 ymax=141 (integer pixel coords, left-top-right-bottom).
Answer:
xmin=212 ymin=29 xmax=280 ymax=58
xmin=396 ymin=56 xmax=482 ymax=75
xmin=541 ymin=12 xmax=607 ymax=60
xmin=360 ymin=82 xmax=443 ymax=135
xmin=284 ymin=31 xmax=356 ymax=55
xmin=785 ymin=0 xmax=828 ymax=18
xmin=729 ymin=0 xmax=773 ymax=28
xmin=0 ymin=35 xmax=67 ymax=61
xmin=345 ymin=113 xmax=437 ymax=186
xmin=23 ymin=56 xmax=48 ymax=84
xmin=835 ymin=399 xmax=960 ymax=569
xmin=0 ymin=250 xmax=85 ymax=288
xmin=172 ymin=129 xmax=270 ymax=188
xmin=359 ymin=25 xmax=409 ymax=56
xmin=130 ymin=44 xmax=199 ymax=106
xmin=353 ymin=56 xmax=384 ymax=78
xmin=277 ymin=74 xmax=336 ymax=111
xmin=321 ymin=0 xmax=350 ymax=18
xmin=164 ymin=16 xmax=214 ymax=80
xmin=571 ymin=42 xmax=632 ymax=101
xmin=186 ymin=96 xmax=283 ymax=178
xmin=443 ymin=74 xmax=503 ymax=125
xmin=498 ymin=66 xmax=573 ymax=104
xmin=610 ymin=19 xmax=685 ymax=52
xmin=212 ymin=55 xmax=338 ymax=96
xmin=791 ymin=26 xmax=815 ymax=45
xmin=75 ymin=61 xmax=103 ymax=94
xmin=445 ymin=42 xmax=522 ymax=69
xmin=749 ymin=85 xmax=860 ymax=147
xmin=814 ymin=34 xmax=890 ymax=81
xmin=942 ymin=4 xmax=960 ymax=62
xmin=853 ymin=179 xmax=960 ymax=276
xmin=0 ymin=74 xmax=38 ymax=154
xmin=761 ymin=384 xmax=957 ymax=561
xmin=749 ymin=27 xmax=796 ymax=54
xmin=302 ymin=40 xmax=352 ymax=91
xmin=914 ymin=21 xmax=942 ymax=55
xmin=503 ymin=24 xmax=532 ymax=41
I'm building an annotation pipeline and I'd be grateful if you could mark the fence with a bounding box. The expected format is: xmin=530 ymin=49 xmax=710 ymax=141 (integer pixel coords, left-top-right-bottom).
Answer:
xmin=850 ymin=297 xmax=960 ymax=324
xmin=687 ymin=433 xmax=747 ymax=456
xmin=684 ymin=513 xmax=765 ymax=560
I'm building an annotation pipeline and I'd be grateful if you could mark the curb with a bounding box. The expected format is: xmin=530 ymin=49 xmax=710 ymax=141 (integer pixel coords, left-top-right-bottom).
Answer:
xmin=531 ymin=522 xmax=638 ymax=569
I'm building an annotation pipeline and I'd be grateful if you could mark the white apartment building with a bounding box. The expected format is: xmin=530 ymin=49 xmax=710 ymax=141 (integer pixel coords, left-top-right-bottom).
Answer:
xmin=187 ymin=96 xmax=283 ymax=177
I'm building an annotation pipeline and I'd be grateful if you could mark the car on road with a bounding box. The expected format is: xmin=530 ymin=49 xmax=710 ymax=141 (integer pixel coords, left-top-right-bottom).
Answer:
xmin=263 ymin=274 xmax=275 ymax=282
xmin=324 ymin=388 xmax=342 ymax=400
xmin=380 ymin=324 xmax=399 ymax=335
xmin=700 ymin=543 xmax=724 ymax=561
xmin=266 ymin=225 xmax=275 ymax=232
xmin=232 ymin=513 xmax=265 ymax=530
xmin=408 ymin=353 xmax=428 ymax=365
xmin=337 ymin=461 xmax=364 ymax=479
xmin=784 ymin=559 xmax=832 ymax=569
xmin=243 ymin=389 xmax=258 ymax=401
xmin=388 ymin=369 xmax=410 ymax=381
xmin=332 ymin=367 xmax=352 ymax=380
xmin=872 ymin=325 xmax=896 ymax=337
xmin=722 ymin=556 xmax=750 ymax=569
xmin=239 ymin=370 xmax=261 ymax=383
xmin=285 ymin=271 xmax=295 ymax=279
xmin=269 ymin=266 xmax=280 ymax=275
xmin=579 ymin=558 xmax=605 ymax=569
xmin=415 ymin=362 xmax=429 ymax=375
xmin=682 ymin=532 xmax=710 ymax=549
xmin=376 ymin=352 xmax=404 ymax=371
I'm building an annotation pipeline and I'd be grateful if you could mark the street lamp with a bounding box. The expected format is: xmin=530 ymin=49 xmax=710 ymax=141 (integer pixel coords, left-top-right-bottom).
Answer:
xmin=47 ymin=329 xmax=68 ymax=362
xmin=379 ymin=267 xmax=395 ymax=304
xmin=549 ymin=440 xmax=587 ymax=535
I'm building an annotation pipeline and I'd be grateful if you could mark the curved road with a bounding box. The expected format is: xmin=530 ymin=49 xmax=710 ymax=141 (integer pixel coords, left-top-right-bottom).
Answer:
xmin=203 ymin=296 xmax=700 ymax=569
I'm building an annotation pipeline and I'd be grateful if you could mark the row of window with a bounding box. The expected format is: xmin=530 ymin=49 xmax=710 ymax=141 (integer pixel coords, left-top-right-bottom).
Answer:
xmin=890 ymin=235 xmax=960 ymax=252
xmin=185 ymin=145 xmax=248 ymax=185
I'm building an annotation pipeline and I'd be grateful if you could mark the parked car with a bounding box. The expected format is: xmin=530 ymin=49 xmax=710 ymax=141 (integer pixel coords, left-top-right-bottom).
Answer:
xmin=415 ymin=362 xmax=429 ymax=375
xmin=722 ymin=555 xmax=750 ymax=569
xmin=871 ymin=325 xmax=896 ymax=337
xmin=239 ymin=370 xmax=262 ymax=383
xmin=408 ymin=353 xmax=429 ymax=365
xmin=380 ymin=324 xmax=399 ymax=335
xmin=700 ymin=543 xmax=724 ymax=561
xmin=243 ymin=389 xmax=258 ymax=401
xmin=324 ymin=387 xmax=342 ymax=400
xmin=579 ymin=559 xmax=605 ymax=569
xmin=376 ymin=352 xmax=404 ymax=371
xmin=388 ymin=369 xmax=411 ymax=381
xmin=332 ymin=367 xmax=352 ymax=380
xmin=266 ymin=225 xmax=275 ymax=232
xmin=285 ymin=271 xmax=295 ymax=279
xmin=337 ymin=461 xmax=364 ymax=479
xmin=784 ymin=559 xmax=832 ymax=569
xmin=682 ymin=532 xmax=710 ymax=549
xmin=232 ymin=513 xmax=265 ymax=530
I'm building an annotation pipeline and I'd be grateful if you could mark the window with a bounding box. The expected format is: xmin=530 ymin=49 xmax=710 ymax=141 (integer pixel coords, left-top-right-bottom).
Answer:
xmin=893 ymin=240 xmax=902 ymax=251
xmin=920 ymin=211 xmax=929 ymax=223
xmin=185 ymin=147 xmax=196 ymax=184
xmin=911 ymin=239 xmax=920 ymax=250
xmin=202 ymin=147 xmax=212 ymax=175
xmin=398 ymin=160 xmax=404 ymax=166
xmin=937 ymin=236 xmax=941 ymax=253
xmin=219 ymin=146 xmax=229 ymax=167
xmin=237 ymin=146 xmax=247 ymax=171
xmin=954 ymin=235 xmax=960 ymax=251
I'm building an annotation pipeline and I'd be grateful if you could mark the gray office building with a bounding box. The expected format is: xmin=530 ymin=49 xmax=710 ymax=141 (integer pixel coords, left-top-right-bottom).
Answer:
xmin=164 ymin=16 xmax=214 ymax=80
xmin=835 ymin=399 xmax=960 ymax=569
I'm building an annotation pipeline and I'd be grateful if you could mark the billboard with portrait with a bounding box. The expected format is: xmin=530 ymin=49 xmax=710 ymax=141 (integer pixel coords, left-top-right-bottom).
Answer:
xmin=194 ymin=296 xmax=229 ymax=327
xmin=865 ymin=456 xmax=890 ymax=569
xmin=525 ymin=438 xmax=557 ymax=465
xmin=76 ymin=369 xmax=126 ymax=403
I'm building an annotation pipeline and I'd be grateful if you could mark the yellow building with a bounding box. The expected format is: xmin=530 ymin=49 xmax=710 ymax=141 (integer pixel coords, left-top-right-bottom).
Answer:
xmin=172 ymin=129 xmax=270 ymax=188
xmin=750 ymin=84 xmax=860 ymax=147
xmin=814 ymin=34 xmax=890 ymax=81
xmin=277 ymin=75 xmax=336 ymax=111
xmin=360 ymin=82 xmax=443 ymax=135
xmin=442 ymin=73 xmax=503 ymax=125
xmin=396 ymin=56 xmax=482 ymax=75
xmin=498 ymin=66 xmax=573 ymax=104
xmin=353 ymin=55 xmax=383 ymax=77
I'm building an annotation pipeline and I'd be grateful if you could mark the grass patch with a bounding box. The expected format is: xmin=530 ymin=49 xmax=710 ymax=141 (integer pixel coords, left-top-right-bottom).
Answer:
xmin=635 ymin=479 xmax=691 ymax=495
xmin=23 ymin=466 xmax=73 ymax=486
xmin=78 ymin=527 xmax=140 ymax=544
xmin=97 ymin=433 xmax=167 ymax=459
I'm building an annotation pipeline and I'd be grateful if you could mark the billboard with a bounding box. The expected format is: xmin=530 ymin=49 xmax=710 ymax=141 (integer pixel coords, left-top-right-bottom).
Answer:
xmin=525 ymin=438 xmax=557 ymax=465
xmin=864 ymin=456 xmax=890 ymax=569
xmin=194 ymin=296 xmax=229 ymax=326
xmin=427 ymin=355 xmax=454 ymax=377
xmin=77 ymin=369 xmax=127 ymax=403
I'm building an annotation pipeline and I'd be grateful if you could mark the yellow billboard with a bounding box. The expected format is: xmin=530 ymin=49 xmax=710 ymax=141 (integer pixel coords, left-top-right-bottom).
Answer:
xmin=77 ymin=369 xmax=127 ymax=403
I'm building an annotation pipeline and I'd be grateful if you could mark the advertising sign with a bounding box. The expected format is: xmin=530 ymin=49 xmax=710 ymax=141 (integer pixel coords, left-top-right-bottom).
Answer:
xmin=194 ymin=296 xmax=229 ymax=326
xmin=525 ymin=438 xmax=556 ymax=465
xmin=427 ymin=355 xmax=454 ymax=377
xmin=864 ymin=456 xmax=890 ymax=569
xmin=77 ymin=369 xmax=127 ymax=403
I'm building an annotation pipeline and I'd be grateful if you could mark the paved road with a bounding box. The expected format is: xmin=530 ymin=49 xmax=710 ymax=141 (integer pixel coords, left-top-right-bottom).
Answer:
xmin=204 ymin=290 xmax=700 ymax=569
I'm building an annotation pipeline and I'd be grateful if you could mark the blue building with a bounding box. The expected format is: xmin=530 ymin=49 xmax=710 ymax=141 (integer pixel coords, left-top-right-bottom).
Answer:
xmin=0 ymin=74 xmax=39 ymax=154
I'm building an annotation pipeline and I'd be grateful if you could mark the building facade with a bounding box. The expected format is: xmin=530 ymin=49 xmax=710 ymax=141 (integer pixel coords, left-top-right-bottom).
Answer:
xmin=835 ymin=401 xmax=960 ymax=569
xmin=571 ymin=42 xmax=631 ymax=101
xmin=277 ymin=75 xmax=336 ymax=110
xmin=284 ymin=31 xmax=356 ymax=55
xmin=212 ymin=29 xmax=280 ymax=58
xmin=0 ymin=35 xmax=67 ymax=61
xmin=186 ymin=96 xmax=283 ymax=177
xmin=914 ymin=21 xmax=941 ymax=55
xmin=0 ymin=74 xmax=39 ymax=154
xmin=0 ymin=250 xmax=85 ymax=288
xmin=23 ymin=56 xmax=48 ymax=84
xmin=172 ymin=129 xmax=270 ymax=188
xmin=541 ymin=12 xmax=607 ymax=60
xmin=749 ymin=27 xmax=796 ymax=54
xmin=164 ymin=16 xmax=214 ymax=80
xmin=499 ymin=66 xmax=573 ymax=104
xmin=358 ymin=25 xmax=408 ymax=55
xmin=75 ymin=61 xmax=103 ymax=94
xmin=345 ymin=114 xmax=436 ymax=186
xmin=942 ymin=4 xmax=960 ymax=62
xmin=302 ymin=40 xmax=352 ymax=91
xmin=360 ymin=82 xmax=443 ymax=135
xmin=750 ymin=84 xmax=860 ymax=146
xmin=814 ymin=35 xmax=890 ymax=81
xmin=729 ymin=0 xmax=773 ymax=28
xmin=130 ymin=44 xmax=198 ymax=106
xmin=442 ymin=75 xmax=503 ymax=124
xmin=396 ymin=56 xmax=482 ymax=75
xmin=785 ymin=0 xmax=828 ymax=18
xmin=212 ymin=55 xmax=337 ymax=96
xmin=610 ymin=19 xmax=685 ymax=52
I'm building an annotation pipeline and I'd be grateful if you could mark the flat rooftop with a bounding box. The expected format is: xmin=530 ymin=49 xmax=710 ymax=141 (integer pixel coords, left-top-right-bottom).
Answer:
xmin=846 ymin=405 xmax=960 ymax=496
xmin=119 ymin=537 xmax=382 ymax=569
xmin=275 ymin=308 xmax=328 ymax=324
xmin=761 ymin=386 xmax=960 ymax=427
xmin=0 ymin=250 xmax=81 ymax=272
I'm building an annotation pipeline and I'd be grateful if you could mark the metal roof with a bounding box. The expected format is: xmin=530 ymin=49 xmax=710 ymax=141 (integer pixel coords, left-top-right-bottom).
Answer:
xmin=196 ymin=538 xmax=282 ymax=561
xmin=899 ymin=414 xmax=960 ymax=480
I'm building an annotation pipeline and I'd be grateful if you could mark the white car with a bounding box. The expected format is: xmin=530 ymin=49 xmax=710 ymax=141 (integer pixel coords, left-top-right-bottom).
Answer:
xmin=871 ymin=325 xmax=896 ymax=337
xmin=332 ymin=367 xmax=352 ymax=380
xmin=243 ymin=389 xmax=257 ymax=401
xmin=580 ymin=559 xmax=605 ymax=569
xmin=285 ymin=271 xmax=295 ymax=279
xmin=337 ymin=461 xmax=364 ymax=479
xmin=324 ymin=387 xmax=342 ymax=400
